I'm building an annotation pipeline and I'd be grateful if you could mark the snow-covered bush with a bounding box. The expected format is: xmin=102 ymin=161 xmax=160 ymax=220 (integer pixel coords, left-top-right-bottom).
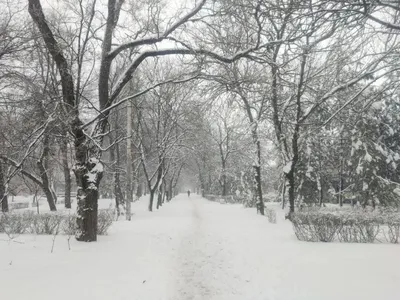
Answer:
xmin=97 ymin=209 xmax=114 ymax=235
xmin=204 ymin=194 xmax=242 ymax=204
xmin=62 ymin=214 xmax=77 ymax=236
xmin=291 ymin=210 xmax=400 ymax=243
xmin=0 ymin=209 xmax=114 ymax=236
xmin=0 ymin=212 xmax=31 ymax=234
xmin=291 ymin=212 xmax=341 ymax=242
xmin=29 ymin=213 xmax=63 ymax=235
xmin=265 ymin=208 xmax=277 ymax=224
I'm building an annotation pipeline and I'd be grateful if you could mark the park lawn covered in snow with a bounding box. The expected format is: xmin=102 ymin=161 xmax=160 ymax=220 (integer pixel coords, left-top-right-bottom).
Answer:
xmin=1 ymin=194 xmax=399 ymax=300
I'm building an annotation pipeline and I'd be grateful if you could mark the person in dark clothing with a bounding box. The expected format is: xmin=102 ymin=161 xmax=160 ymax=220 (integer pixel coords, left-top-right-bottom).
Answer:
xmin=187 ymin=190 xmax=191 ymax=197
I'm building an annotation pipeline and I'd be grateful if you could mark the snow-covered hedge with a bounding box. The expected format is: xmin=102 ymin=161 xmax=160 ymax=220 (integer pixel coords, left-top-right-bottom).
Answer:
xmin=265 ymin=208 xmax=277 ymax=224
xmin=291 ymin=210 xmax=400 ymax=243
xmin=204 ymin=194 xmax=277 ymax=223
xmin=204 ymin=194 xmax=243 ymax=204
xmin=0 ymin=209 xmax=114 ymax=236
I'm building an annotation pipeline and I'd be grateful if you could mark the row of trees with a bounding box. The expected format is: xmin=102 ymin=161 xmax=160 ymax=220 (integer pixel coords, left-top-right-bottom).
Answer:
xmin=194 ymin=0 xmax=400 ymax=214
xmin=1 ymin=0 xmax=399 ymax=241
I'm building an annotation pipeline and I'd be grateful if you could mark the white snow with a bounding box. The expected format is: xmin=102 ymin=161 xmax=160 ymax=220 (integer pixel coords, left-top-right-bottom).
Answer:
xmin=364 ymin=151 xmax=372 ymax=162
xmin=352 ymin=139 xmax=362 ymax=151
xmin=282 ymin=161 xmax=292 ymax=174
xmin=394 ymin=153 xmax=400 ymax=161
xmin=371 ymin=100 xmax=383 ymax=110
xmin=1 ymin=194 xmax=400 ymax=300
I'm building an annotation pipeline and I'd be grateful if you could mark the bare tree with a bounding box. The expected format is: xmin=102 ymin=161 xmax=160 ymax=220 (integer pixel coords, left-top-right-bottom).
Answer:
xmin=28 ymin=0 xmax=265 ymax=241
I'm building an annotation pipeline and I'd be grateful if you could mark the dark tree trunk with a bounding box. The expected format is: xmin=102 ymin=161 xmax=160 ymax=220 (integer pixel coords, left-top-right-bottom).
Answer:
xmin=74 ymin=152 xmax=104 ymax=241
xmin=218 ymin=142 xmax=228 ymax=196
xmin=149 ymin=190 xmax=154 ymax=211
xmin=239 ymin=88 xmax=265 ymax=215
xmin=115 ymin=138 xmax=124 ymax=210
xmin=162 ymin=180 xmax=167 ymax=204
xmin=109 ymin=134 xmax=124 ymax=216
xmin=286 ymin=123 xmax=300 ymax=214
xmin=221 ymin=160 xmax=227 ymax=196
xmin=76 ymin=186 xmax=99 ymax=241
xmin=286 ymin=170 xmax=296 ymax=214
xmin=157 ymin=190 xmax=162 ymax=209
xmin=281 ymin=180 xmax=286 ymax=209
xmin=253 ymin=136 xmax=264 ymax=215
xmin=72 ymin=115 xmax=104 ymax=242
xmin=60 ymin=135 xmax=71 ymax=209
xmin=125 ymin=101 xmax=133 ymax=220
xmin=0 ymin=163 xmax=8 ymax=212
xmin=137 ymin=182 xmax=142 ymax=197
xmin=222 ymin=174 xmax=227 ymax=196
xmin=168 ymin=179 xmax=173 ymax=201
xmin=253 ymin=164 xmax=264 ymax=215
xmin=37 ymin=135 xmax=57 ymax=211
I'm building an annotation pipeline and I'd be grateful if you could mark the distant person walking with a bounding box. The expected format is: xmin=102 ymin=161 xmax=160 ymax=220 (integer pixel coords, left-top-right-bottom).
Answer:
xmin=187 ymin=190 xmax=191 ymax=197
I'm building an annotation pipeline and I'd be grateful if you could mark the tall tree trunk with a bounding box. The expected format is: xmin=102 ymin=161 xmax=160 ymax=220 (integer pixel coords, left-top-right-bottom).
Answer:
xmin=115 ymin=142 xmax=124 ymax=213
xmin=162 ymin=179 xmax=167 ymax=203
xmin=149 ymin=190 xmax=154 ymax=211
xmin=74 ymin=154 xmax=103 ymax=242
xmin=109 ymin=127 xmax=124 ymax=216
xmin=73 ymin=117 xmax=104 ymax=242
xmin=221 ymin=160 xmax=227 ymax=196
xmin=0 ymin=163 xmax=8 ymax=213
xmin=286 ymin=124 xmax=300 ymax=214
xmin=219 ymin=142 xmax=227 ymax=196
xmin=60 ymin=133 xmax=71 ymax=209
xmin=157 ymin=188 xmax=162 ymax=209
xmin=37 ymin=134 xmax=57 ymax=211
xmin=281 ymin=180 xmax=286 ymax=209
xmin=252 ymin=132 xmax=264 ymax=215
xmin=222 ymin=172 xmax=227 ymax=196
xmin=168 ymin=180 xmax=173 ymax=201
xmin=126 ymin=101 xmax=133 ymax=220
xmin=155 ymin=162 xmax=163 ymax=210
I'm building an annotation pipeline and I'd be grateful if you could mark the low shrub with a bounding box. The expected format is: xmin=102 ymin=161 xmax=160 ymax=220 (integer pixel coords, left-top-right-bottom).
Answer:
xmin=266 ymin=208 xmax=277 ymax=224
xmin=97 ymin=209 xmax=114 ymax=235
xmin=204 ymin=194 xmax=247 ymax=205
xmin=62 ymin=214 xmax=77 ymax=236
xmin=291 ymin=209 xmax=400 ymax=243
xmin=0 ymin=212 xmax=32 ymax=234
xmin=0 ymin=209 xmax=114 ymax=236
xmin=29 ymin=213 xmax=64 ymax=235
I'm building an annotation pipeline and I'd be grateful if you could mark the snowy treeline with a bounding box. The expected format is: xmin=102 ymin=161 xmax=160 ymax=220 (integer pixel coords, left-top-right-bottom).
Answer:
xmin=1 ymin=0 xmax=399 ymax=241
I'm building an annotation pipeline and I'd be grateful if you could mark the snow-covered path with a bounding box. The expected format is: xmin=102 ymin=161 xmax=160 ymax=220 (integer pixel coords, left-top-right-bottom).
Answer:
xmin=1 ymin=194 xmax=400 ymax=300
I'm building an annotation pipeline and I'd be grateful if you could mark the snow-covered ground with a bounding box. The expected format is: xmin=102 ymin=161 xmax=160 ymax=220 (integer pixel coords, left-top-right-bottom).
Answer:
xmin=1 ymin=194 xmax=399 ymax=300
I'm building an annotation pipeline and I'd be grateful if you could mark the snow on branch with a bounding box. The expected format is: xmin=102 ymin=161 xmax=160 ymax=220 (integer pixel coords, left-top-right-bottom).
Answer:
xmin=322 ymin=66 xmax=400 ymax=126
xmin=82 ymin=75 xmax=199 ymax=130
xmin=109 ymin=46 xmax=259 ymax=104
xmin=0 ymin=155 xmax=43 ymax=186
xmin=299 ymin=60 xmax=388 ymax=123
xmin=106 ymin=0 xmax=207 ymax=60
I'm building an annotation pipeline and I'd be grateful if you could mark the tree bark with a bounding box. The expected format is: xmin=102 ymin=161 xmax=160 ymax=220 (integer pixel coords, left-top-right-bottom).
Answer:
xmin=37 ymin=134 xmax=57 ymax=211
xmin=74 ymin=155 xmax=103 ymax=241
xmin=168 ymin=179 xmax=173 ymax=201
xmin=157 ymin=188 xmax=162 ymax=209
xmin=0 ymin=163 xmax=8 ymax=212
xmin=109 ymin=127 xmax=124 ymax=216
xmin=60 ymin=133 xmax=71 ymax=209
xmin=253 ymin=139 xmax=264 ymax=215
xmin=115 ymin=142 xmax=124 ymax=212
xmin=126 ymin=101 xmax=133 ymax=220
xmin=149 ymin=190 xmax=155 ymax=211
xmin=218 ymin=142 xmax=228 ymax=196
